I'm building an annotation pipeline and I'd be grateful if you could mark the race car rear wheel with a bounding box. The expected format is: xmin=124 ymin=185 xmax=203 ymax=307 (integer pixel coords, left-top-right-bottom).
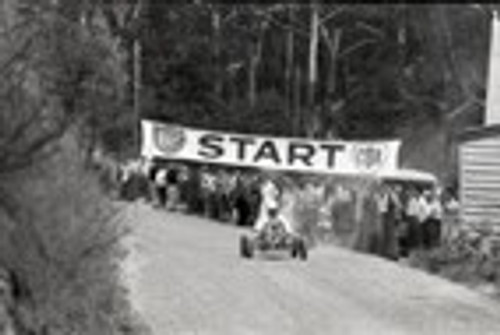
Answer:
xmin=240 ymin=235 xmax=253 ymax=258
xmin=295 ymin=238 xmax=308 ymax=261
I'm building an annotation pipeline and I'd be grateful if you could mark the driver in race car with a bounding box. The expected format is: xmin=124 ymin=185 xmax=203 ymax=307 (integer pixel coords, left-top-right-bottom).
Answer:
xmin=254 ymin=207 xmax=294 ymax=237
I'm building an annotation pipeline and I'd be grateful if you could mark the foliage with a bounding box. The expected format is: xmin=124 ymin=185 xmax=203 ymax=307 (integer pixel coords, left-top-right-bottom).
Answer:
xmin=138 ymin=4 xmax=491 ymax=139
xmin=0 ymin=135 xmax=142 ymax=335
xmin=409 ymin=228 xmax=500 ymax=295
xmin=0 ymin=0 xmax=130 ymax=171
xmin=0 ymin=1 xmax=142 ymax=334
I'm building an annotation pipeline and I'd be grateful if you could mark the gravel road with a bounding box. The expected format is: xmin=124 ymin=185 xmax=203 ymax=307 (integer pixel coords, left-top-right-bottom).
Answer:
xmin=121 ymin=203 xmax=500 ymax=335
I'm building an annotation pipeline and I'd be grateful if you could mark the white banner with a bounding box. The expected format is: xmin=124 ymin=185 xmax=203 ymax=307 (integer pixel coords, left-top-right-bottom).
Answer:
xmin=141 ymin=120 xmax=401 ymax=175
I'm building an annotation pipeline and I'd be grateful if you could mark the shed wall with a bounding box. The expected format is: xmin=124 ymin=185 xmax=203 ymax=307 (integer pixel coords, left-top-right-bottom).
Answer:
xmin=459 ymin=135 xmax=500 ymax=225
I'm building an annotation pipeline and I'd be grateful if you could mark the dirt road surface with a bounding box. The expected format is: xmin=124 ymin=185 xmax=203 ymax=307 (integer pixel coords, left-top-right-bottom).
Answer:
xmin=121 ymin=203 xmax=500 ymax=335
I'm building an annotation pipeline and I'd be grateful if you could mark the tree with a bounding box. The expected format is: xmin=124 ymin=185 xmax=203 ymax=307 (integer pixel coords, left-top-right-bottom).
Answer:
xmin=135 ymin=3 xmax=492 ymax=146
xmin=0 ymin=1 xmax=138 ymax=334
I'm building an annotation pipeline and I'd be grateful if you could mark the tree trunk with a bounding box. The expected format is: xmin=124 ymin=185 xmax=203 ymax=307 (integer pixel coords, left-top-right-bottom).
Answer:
xmin=325 ymin=28 xmax=342 ymax=98
xmin=293 ymin=66 xmax=302 ymax=136
xmin=133 ymin=35 xmax=141 ymax=155
xmin=285 ymin=6 xmax=295 ymax=126
xmin=323 ymin=27 xmax=342 ymax=138
xmin=307 ymin=3 xmax=320 ymax=138
xmin=248 ymin=52 xmax=257 ymax=110
xmin=212 ymin=6 xmax=223 ymax=97
xmin=132 ymin=0 xmax=144 ymax=155
xmin=248 ymin=24 xmax=264 ymax=110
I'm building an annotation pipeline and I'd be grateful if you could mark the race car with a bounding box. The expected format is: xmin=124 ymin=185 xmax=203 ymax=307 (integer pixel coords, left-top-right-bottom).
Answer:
xmin=239 ymin=218 xmax=308 ymax=260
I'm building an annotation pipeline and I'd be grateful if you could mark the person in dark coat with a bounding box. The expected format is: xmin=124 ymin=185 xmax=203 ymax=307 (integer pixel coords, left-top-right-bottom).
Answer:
xmin=424 ymin=190 xmax=443 ymax=249
xmin=233 ymin=173 xmax=252 ymax=226
xmin=377 ymin=186 xmax=400 ymax=260
xmin=154 ymin=167 xmax=168 ymax=207
xmin=404 ymin=188 xmax=422 ymax=253
xmin=184 ymin=165 xmax=202 ymax=214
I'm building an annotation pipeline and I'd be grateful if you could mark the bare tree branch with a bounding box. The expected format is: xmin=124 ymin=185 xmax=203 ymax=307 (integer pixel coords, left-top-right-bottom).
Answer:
xmin=338 ymin=38 xmax=378 ymax=60
xmin=319 ymin=5 xmax=346 ymax=24
xmin=355 ymin=21 xmax=385 ymax=39
xmin=0 ymin=108 xmax=41 ymax=158
xmin=0 ymin=30 xmax=41 ymax=78
xmin=0 ymin=116 xmax=73 ymax=175
xmin=446 ymin=98 xmax=482 ymax=121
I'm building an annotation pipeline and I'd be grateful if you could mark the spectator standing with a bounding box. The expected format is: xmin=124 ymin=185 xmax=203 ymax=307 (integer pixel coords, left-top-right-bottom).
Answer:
xmin=165 ymin=166 xmax=181 ymax=211
xmin=119 ymin=161 xmax=149 ymax=201
xmin=184 ymin=165 xmax=202 ymax=214
xmin=418 ymin=190 xmax=433 ymax=249
xmin=247 ymin=173 xmax=263 ymax=226
xmin=176 ymin=164 xmax=189 ymax=211
xmin=376 ymin=186 xmax=399 ymax=260
xmin=233 ymin=171 xmax=252 ymax=226
xmin=426 ymin=190 xmax=443 ymax=248
xmin=154 ymin=167 xmax=168 ymax=207
xmin=118 ymin=163 xmax=131 ymax=200
xmin=220 ymin=169 xmax=238 ymax=222
xmin=397 ymin=187 xmax=412 ymax=257
xmin=442 ymin=190 xmax=460 ymax=243
xmin=147 ymin=162 xmax=160 ymax=204
xmin=215 ymin=169 xmax=233 ymax=221
xmin=200 ymin=166 xmax=217 ymax=218
xmin=405 ymin=188 xmax=422 ymax=252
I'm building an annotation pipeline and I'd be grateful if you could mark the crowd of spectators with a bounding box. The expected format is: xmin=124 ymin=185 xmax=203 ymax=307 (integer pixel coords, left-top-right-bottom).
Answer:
xmin=115 ymin=159 xmax=461 ymax=260
xmin=119 ymin=161 xmax=265 ymax=227
xmin=376 ymin=184 xmax=460 ymax=259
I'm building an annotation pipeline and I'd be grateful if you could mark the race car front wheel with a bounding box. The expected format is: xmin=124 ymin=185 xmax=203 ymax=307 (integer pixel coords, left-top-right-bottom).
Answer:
xmin=240 ymin=235 xmax=254 ymax=258
xmin=294 ymin=238 xmax=308 ymax=261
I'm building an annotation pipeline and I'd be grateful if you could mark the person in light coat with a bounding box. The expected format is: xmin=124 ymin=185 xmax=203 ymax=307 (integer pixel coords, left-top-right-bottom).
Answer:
xmin=425 ymin=190 xmax=443 ymax=248
xmin=253 ymin=177 xmax=294 ymax=233
xmin=405 ymin=188 xmax=423 ymax=251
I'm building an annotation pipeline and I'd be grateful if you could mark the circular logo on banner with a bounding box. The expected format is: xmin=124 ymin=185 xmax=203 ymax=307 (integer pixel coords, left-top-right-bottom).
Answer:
xmin=352 ymin=144 xmax=388 ymax=171
xmin=153 ymin=124 xmax=186 ymax=155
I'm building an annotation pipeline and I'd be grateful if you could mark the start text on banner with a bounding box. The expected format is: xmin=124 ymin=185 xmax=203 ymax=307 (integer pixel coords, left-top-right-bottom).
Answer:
xmin=140 ymin=120 xmax=401 ymax=175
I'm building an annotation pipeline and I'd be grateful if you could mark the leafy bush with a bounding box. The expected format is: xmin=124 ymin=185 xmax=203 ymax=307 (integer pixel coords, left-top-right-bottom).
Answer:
xmin=409 ymin=227 xmax=500 ymax=293
xmin=0 ymin=135 xmax=143 ymax=335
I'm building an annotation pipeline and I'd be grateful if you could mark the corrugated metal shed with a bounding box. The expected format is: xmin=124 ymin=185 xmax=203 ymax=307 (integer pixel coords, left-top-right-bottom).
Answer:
xmin=458 ymin=125 xmax=500 ymax=225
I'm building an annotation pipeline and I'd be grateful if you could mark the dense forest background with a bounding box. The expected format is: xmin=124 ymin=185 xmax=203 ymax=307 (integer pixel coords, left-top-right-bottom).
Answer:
xmin=106 ymin=2 xmax=496 ymax=186
xmin=140 ymin=3 xmax=489 ymax=137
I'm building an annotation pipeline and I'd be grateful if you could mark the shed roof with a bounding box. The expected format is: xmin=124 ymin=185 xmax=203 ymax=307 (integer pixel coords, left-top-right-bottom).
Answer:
xmin=457 ymin=124 xmax=500 ymax=143
xmin=376 ymin=168 xmax=437 ymax=184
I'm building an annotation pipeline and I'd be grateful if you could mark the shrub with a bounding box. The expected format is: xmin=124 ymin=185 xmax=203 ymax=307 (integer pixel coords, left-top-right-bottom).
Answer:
xmin=409 ymin=228 xmax=500 ymax=292
xmin=0 ymin=135 xmax=143 ymax=335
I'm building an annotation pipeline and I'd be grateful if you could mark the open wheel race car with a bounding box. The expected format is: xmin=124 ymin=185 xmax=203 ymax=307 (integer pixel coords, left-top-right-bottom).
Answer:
xmin=239 ymin=219 xmax=308 ymax=260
